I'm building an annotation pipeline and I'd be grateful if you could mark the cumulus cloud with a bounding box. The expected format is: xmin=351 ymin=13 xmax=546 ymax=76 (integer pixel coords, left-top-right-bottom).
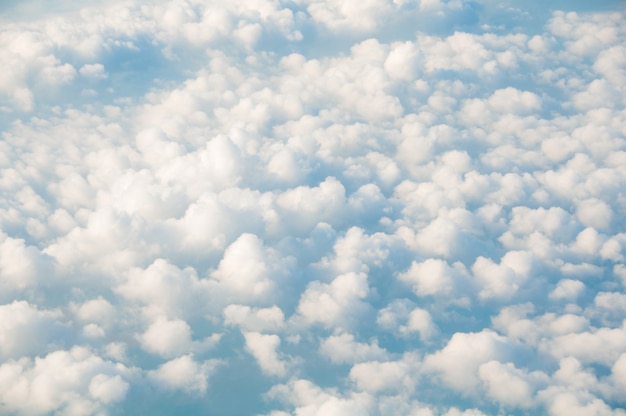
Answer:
xmin=0 ymin=347 xmax=133 ymax=415
xmin=0 ymin=301 xmax=68 ymax=360
xmin=1 ymin=0 xmax=625 ymax=414
xmin=295 ymin=271 xmax=371 ymax=330
xmin=244 ymin=332 xmax=290 ymax=377
xmin=319 ymin=332 xmax=388 ymax=364
xmin=148 ymin=355 xmax=221 ymax=395
xmin=223 ymin=304 xmax=285 ymax=332
xmin=424 ymin=330 xmax=523 ymax=394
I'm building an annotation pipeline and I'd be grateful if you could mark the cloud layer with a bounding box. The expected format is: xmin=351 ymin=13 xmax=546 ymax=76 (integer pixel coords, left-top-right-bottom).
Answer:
xmin=1 ymin=0 xmax=625 ymax=414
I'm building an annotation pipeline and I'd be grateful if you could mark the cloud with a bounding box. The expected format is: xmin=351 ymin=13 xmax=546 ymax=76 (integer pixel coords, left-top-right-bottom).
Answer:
xmin=424 ymin=330 xmax=523 ymax=394
xmin=148 ymin=355 xmax=221 ymax=395
xmin=318 ymin=332 xmax=388 ymax=364
xmin=349 ymin=352 xmax=420 ymax=393
xmin=478 ymin=360 xmax=548 ymax=407
xmin=295 ymin=271 xmax=371 ymax=330
xmin=244 ymin=332 xmax=290 ymax=377
xmin=397 ymin=258 xmax=467 ymax=297
xmin=0 ymin=301 xmax=68 ymax=360
xmin=138 ymin=317 xmax=193 ymax=358
xmin=1 ymin=0 xmax=626 ymax=414
xmin=0 ymin=347 xmax=133 ymax=415
xmin=0 ymin=233 xmax=54 ymax=297
xmin=223 ymin=304 xmax=285 ymax=332
xmin=377 ymin=299 xmax=438 ymax=340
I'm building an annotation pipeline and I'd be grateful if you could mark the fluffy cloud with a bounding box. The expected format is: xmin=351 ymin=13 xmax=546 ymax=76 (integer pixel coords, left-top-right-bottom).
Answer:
xmin=138 ymin=317 xmax=194 ymax=358
xmin=318 ymin=332 xmax=388 ymax=364
xmin=148 ymin=355 xmax=221 ymax=395
xmin=1 ymin=0 xmax=625 ymax=414
xmin=0 ymin=347 xmax=133 ymax=415
xmin=244 ymin=332 xmax=290 ymax=377
xmin=397 ymin=258 xmax=467 ymax=297
xmin=0 ymin=301 xmax=68 ymax=360
xmin=349 ymin=352 xmax=421 ymax=393
xmin=223 ymin=304 xmax=285 ymax=332
xmin=424 ymin=330 xmax=523 ymax=394
xmin=295 ymin=271 xmax=371 ymax=330
xmin=377 ymin=299 xmax=438 ymax=340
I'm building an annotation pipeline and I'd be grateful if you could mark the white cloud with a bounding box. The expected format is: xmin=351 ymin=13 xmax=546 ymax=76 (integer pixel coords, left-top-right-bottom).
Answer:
xmin=116 ymin=258 xmax=211 ymax=319
xmin=319 ymin=333 xmax=388 ymax=364
xmin=138 ymin=317 xmax=193 ymax=358
xmin=424 ymin=330 xmax=521 ymax=394
xmin=542 ymin=323 xmax=626 ymax=366
xmin=244 ymin=332 xmax=289 ymax=377
xmin=0 ymin=301 xmax=67 ymax=360
xmin=266 ymin=378 xmax=373 ymax=415
xmin=295 ymin=271 xmax=371 ymax=330
xmin=0 ymin=233 xmax=53 ymax=296
xmin=478 ymin=360 xmax=548 ymax=407
xmin=487 ymin=87 xmax=541 ymax=114
xmin=211 ymin=233 xmax=294 ymax=304
xmin=299 ymin=0 xmax=394 ymax=32
xmin=72 ymin=297 xmax=116 ymax=328
xmin=1 ymin=1 xmax=626 ymax=414
xmin=398 ymin=258 xmax=465 ymax=296
xmin=148 ymin=355 xmax=221 ymax=395
xmin=223 ymin=304 xmax=285 ymax=332
xmin=472 ymin=250 xmax=534 ymax=300
xmin=376 ymin=299 xmax=438 ymax=341
xmin=492 ymin=303 xmax=589 ymax=346
xmin=576 ymin=198 xmax=614 ymax=231
xmin=349 ymin=353 xmax=420 ymax=393
xmin=0 ymin=347 xmax=133 ymax=415
xmin=549 ymin=279 xmax=585 ymax=301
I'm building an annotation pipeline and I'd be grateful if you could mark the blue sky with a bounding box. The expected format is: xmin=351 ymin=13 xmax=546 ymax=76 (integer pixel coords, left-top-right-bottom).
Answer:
xmin=1 ymin=1 xmax=626 ymax=415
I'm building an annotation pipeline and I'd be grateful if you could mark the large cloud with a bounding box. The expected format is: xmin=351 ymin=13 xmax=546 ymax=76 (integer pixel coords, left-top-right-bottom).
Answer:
xmin=1 ymin=0 xmax=625 ymax=414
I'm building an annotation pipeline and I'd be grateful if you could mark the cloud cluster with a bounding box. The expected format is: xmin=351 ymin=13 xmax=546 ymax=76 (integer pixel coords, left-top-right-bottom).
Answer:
xmin=1 ymin=0 xmax=626 ymax=414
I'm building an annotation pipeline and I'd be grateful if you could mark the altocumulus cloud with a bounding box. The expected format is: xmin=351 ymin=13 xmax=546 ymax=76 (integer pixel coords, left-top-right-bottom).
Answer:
xmin=1 ymin=0 xmax=625 ymax=414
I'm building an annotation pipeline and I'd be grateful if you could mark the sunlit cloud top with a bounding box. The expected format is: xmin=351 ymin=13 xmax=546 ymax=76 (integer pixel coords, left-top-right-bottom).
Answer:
xmin=1 ymin=1 xmax=625 ymax=415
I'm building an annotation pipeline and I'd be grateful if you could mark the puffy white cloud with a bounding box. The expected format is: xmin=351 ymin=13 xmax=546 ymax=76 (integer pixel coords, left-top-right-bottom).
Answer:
xmin=0 ymin=301 xmax=67 ymax=360
xmin=223 ymin=304 xmax=285 ymax=332
xmin=212 ymin=233 xmax=274 ymax=296
xmin=349 ymin=353 xmax=421 ymax=393
xmin=398 ymin=258 xmax=467 ymax=297
xmin=319 ymin=333 xmax=388 ymax=364
xmin=487 ymin=87 xmax=541 ymax=114
xmin=266 ymin=378 xmax=373 ymax=415
xmin=244 ymin=332 xmax=289 ymax=377
xmin=148 ymin=355 xmax=221 ymax=395
xmin=543 ymin=322 xmax=626 ymax=366
xmin=472 ymin=250 xmax=534 ymax=300
xmin=138 ymin=317 xmax=193 ymax=358
xmin=211 ymin=233 xmax=294 ymax=304
xmin=298 ymin=0 xmax=394 ymax=32
xmin=376 ymin=299 xmax=438 ymax=341
xmin=116 ymin=259 xmax=211 ymax=319
xmin=492 ymin=303 xmax=589 ymax=346
xmin=295 ymin=271 xmax=371 ymax=330
xmin=0 ymin=233 xmax=53 ymax=296
xmin=549 ymin=279 xmax=585 ymax=301
xmin=612 ymin=353 xmax=626 ymax=393
xmin=478 ymin=360 xmax=548 ymax=407
xmin=576 ymin=197 xmax=614 ymax=231
xmin=79 ymin=63 xmax=108 ymax=79
xmin=317 ymin=226 xmax=395 ymax=274
xmin=424 ymin=330 xmax=521 ymax=394
xmin=2 ymin=0 xmax=626 ymax=414
xmin=0 ymin=347 xmax=133 ymax=415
